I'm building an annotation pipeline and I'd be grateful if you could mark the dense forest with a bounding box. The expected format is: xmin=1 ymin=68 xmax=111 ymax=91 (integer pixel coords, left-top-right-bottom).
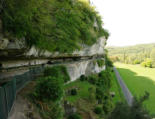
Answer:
xmin=107 ymin=43 xmax=155 ymax=68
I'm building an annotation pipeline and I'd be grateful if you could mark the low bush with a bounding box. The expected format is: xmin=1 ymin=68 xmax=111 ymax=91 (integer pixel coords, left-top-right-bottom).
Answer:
xmin=102 ymin=98 xmax=113 ymax=114
xmin=94 ymin=106 xmax=103 ymax=114
xmin=88 ymin=74 xmax=98 ymax=85
xmin=108 ymin=92 xmax=151 ymax=119
xmin=33 ymin=76 xmax=63 ymax=102
xmin=97 ymin=59 xmax=105 ymax=67
xmin=71 ymin=88 xmax=77 ymax=96
xmin=79 ymin=75 xmax=87 ymax=81
xmin=44 ymin=66 xmax=70 ymax=82
xmin=41 ymin=102 xmax=63 ymax=119
xmin=97 ymin=70 xmax=111 ymax=88
xmin=68 ymin=113 xmax=82 ymax=119
xmin=133 ymin=59 xmax=140 ymax=64
xmin=141 ymin=59 xmax=152 ymax=68
xmin=105 ymin=55 xmax=113 ymax=67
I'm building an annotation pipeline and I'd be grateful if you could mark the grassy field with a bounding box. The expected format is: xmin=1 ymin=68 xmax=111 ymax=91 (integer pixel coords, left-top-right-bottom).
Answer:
xmin=110 ymin=71 xmax=125 ymax=103
xmin=115 ymin=62 xmax=155 ymax=114
xmin=64 ymin=80 xmax=96 ymax=103
xmin=64 ymin=71 xmax=124 ymax=105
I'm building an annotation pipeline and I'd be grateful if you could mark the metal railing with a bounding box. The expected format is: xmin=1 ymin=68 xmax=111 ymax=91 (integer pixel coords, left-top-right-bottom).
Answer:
xmin=0 ymin=66 xmax=44 ymax=119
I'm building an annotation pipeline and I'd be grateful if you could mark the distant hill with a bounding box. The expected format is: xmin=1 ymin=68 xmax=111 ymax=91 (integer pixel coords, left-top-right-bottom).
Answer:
xmin=106 ymin=43 xmax=155 ymax=55
xmin=106 ymin=43 xmax=155 ymax=67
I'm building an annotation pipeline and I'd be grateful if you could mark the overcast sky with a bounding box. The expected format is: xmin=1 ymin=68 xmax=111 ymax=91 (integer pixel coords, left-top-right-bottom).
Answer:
xmin=91 ymin=0 xmax=155 ymax=46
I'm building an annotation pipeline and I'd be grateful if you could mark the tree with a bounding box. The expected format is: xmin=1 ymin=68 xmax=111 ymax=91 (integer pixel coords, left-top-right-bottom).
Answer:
xmin=34 ymin=76 xmax=64 ymax=102
xmin=108 ymin=92 xmax=151 ymax=119
xmin=150 ymin=48 xmax=155 ymax=68
xmin=141 ymin=58 xmax=152 ymax=68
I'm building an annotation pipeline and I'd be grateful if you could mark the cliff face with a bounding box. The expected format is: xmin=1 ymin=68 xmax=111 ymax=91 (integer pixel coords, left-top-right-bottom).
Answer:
xmin=0 ymin=14 xmax=106 ymax=81
xmin=0 ymin=33 xmax=106 ymax=81
xmin=0 ymin=38 xmax=106 ymax=81
xmin=0 ymin=35 xmax=106 ymax=59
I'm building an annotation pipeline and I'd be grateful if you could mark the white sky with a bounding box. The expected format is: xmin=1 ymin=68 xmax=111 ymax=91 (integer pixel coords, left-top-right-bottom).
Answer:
xmin=91 ymin=0 xmax=155 ymax=46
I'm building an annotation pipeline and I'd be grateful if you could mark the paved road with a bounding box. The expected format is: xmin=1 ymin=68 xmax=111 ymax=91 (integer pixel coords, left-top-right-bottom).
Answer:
xmin=113 ymin=67 xmax=133 ymax=106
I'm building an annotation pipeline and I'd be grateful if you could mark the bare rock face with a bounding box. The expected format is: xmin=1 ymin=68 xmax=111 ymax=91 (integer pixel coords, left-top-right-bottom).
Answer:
xmin=0 ymin=37 xmax=9 ymax=49
xmin=0 ymin=37 xmax=26 ymax=50
xmin=66 ymin=60 xmax=105 ymax=81
xmin=0 ymin=35 xmax=106 ymax=59
xmin=25 ymin=37 xmax=106 ymax=58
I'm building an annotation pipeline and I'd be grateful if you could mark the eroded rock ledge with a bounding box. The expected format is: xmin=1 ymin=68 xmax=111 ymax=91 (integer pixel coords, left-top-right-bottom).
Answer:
xmin=0 ymin=24 xmax=106 ymax=81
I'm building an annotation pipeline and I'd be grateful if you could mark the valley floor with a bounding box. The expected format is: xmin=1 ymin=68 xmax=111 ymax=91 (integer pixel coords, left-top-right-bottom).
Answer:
xmin=114 ymin=62 xmax=155 ymax=114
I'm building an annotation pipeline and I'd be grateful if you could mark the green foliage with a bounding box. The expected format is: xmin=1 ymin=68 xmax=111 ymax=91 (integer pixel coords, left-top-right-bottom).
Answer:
xmin=41 ymin=102 xmax=63 ymax=119
xmin=2 ymin=0 xmax=109 ymax=53
xmin=79 ymin=75 xmax=87 ymax=81
xmin=141 ymin=58 xmax=152 ymax=68
xmin=44 ymin=66 xmax=70 ymax=82
xmin=96 ymin=87 xmax=105 ymax=103
xmin=94 ymin=106 xmax=103 ymax=114
xmin=115 ymin=63 xmax=155 ymax=114
xmin=141 ymin=61 xmax=147 ymax=67
xmin=68 ymin=113 xmax=82 ymax=119
xmin=108 ymin=92 xmax=151 ymax=119
xmin=71 ymin=88 xmax=77 ymax=96
xmin=107 ymin=43 xmax=155 ymax=68
xmin=98 ymin=70 xmax=111 ymax=88
xmin=65 ymin=69 xmax=113 ymax=117
xmin=88 ymin=74 xmax=98 ymax=84
xmin=64 ymin=80 xmax=95 ymax=103
xmin=34 ymin=76 xmax=63 ymax=102
xmin=103 ymin=98 xmax=113 ymax=114
xmin=133 ymin=59 xmax=140 ymax=64
xmin=150 ymin=48 xmax=155 ymax=67
xmin=96 ymin=70 xmax=113 ymax=113
xmin=105 ymin=55 xmax=113 ymax=67
xmin=97 ymin=59 xmax=105 ymax=67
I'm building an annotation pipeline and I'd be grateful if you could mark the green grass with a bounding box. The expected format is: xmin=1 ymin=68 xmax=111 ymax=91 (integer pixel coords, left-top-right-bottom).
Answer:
xmin=64 ymin=80 xmax=95 ymax=103
xmin=110 ymin=71 xmax=125 ymax=103
xmin=65 ymin=71 xmax=125 ymax=105
xmin=114 ymin=62 xmax=155 ymax=114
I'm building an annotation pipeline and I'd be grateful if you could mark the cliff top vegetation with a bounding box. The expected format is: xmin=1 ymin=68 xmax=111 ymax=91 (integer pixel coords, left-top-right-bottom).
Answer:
xmin=1 ymin=0 xmax=109 ymax=53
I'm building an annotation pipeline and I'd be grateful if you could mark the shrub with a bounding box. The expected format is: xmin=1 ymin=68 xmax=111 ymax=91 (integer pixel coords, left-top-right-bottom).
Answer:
xmin=94 ymin=106 xmax=103 ymax=114
xmin=145 ymin=58 xmax=152 ymax=68
xmin=44 ymin=66 xmax=70 ymax=82
xmin=141 ymin=61 xmax=146 ymax=67
xmin=97 ymin=70 xmax=111 ymax=88
xmin=141 ymin=59 xmax=152 ymax=68
xmin=41 ymin=102 xmax=63 ymax=119
xmin=68 ymin=113 xmax=82 ymax=119
xmin=88 ymin=87 xmax=95 ymax=102
xmin=105 ymin=55 xmax=113 ymax=67
xmin=133 ymin=59 xmax=140 ymax=64
xmin=79 ymin=75 xmax=87 ymax=81
xmin=71 ymin=88 xmax=77 ymax=96
xmin=97 ymin=59 xmax=105 ymax=67
xmin=34 ymin=76 xmax=63 ymax=102
xmin=108 ymin=92 xmax=151 ymax=119
xmin=96 ymin=87 xmax=104 ymax=104
xmin=88 ymin=74 xmax=98 ymax=84
xmin=103 ymin=98 xmax=113 ymax=114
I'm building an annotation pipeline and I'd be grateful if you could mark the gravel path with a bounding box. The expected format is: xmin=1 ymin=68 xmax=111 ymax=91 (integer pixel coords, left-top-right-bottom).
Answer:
xmin=113 ymin=67 xmax=133 ymax=106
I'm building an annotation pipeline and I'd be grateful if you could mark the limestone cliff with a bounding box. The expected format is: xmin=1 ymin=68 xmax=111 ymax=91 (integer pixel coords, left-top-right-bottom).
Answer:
xmin=0 ymin=17 xmax=106 ymax=81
